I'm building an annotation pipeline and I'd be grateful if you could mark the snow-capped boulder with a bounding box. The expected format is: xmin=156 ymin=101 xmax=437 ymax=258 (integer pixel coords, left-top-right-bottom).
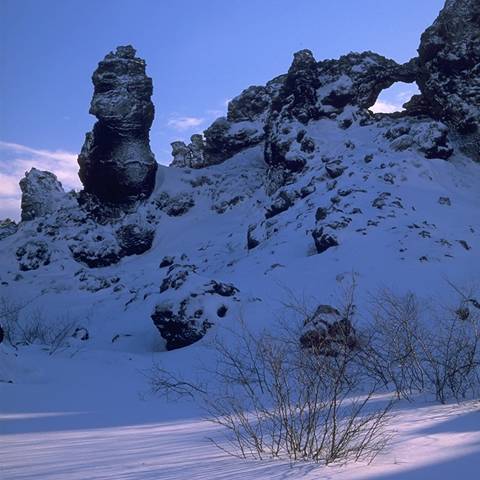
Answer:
xmin=416 ymin=0 xmax=480 ymax=158
xmin=300 ymin=304 xmax=358 ymax=356
xmin=0 ymin=219 xmax=18 ymax=240
xmin=19 ymin=168 xmax=67 ymax=221
xmin=152 ymin=264 xmax=239 ymax=350
xmin=386 ymin=120 xmax=453 ymax=159
xmin=78 ymin=45 xmax=158 ymax=203
xmin=69 ymin=218 xmax=155 ymax=268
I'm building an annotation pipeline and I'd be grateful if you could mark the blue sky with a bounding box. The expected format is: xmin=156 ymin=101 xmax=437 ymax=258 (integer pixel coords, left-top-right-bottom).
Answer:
xmin=0 ymin=0 xmax=444 ymax=219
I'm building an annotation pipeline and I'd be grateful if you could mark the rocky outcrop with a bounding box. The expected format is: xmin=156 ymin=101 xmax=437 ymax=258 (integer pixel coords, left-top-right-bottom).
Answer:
xmin=169 ymin=82 xmax=279 ymax=169
xmin=152 ymin=264 xmax=239 ymax=350
xmin=264 ymin=50 xmax=418 ymax=172
xmin=69 ymin=219 xmax=155 ymax=268
xmin=16 ymin=241 xmax=51 ymax=271
xmin=416 ymin=0 xmax=480 ymax=154
xmin=78 ymin=46 xmax=158 ymax=203
xmin=19 ymin=168 xmax=67 ymax=221
xmin=170 ymin=135 xmax=206 ymax=168
xmin=0 ymin=219 xmax=18 ymax=240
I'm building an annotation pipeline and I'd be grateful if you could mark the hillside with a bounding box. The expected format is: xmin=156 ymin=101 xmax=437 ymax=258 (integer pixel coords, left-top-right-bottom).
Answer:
xmin=1 ymin=1 xmax=479 ymax=478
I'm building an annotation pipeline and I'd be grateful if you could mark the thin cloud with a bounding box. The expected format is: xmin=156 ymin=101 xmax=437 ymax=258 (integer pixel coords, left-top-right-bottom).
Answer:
xmin=167 ymin=116 xmax=205 ymax=131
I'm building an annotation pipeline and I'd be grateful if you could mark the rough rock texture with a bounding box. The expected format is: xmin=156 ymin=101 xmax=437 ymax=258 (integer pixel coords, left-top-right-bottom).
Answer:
xmin=416 ymin=0 xmax=480 ymax=159
xmin=16 ymin=241 xmax=51 ymax=271
xmin=170 ymin=135 xmax=206 ymax=168
xmin=170 ymin=0 xmax=480 ymax=169
xmin=264 ymin=50 xmax=418 ymax=172
xmin=152 ymin=264 xmax=239 ymax=350
xmin=19 ymin=168 xmax=67 ymax=221
xmin=69 ymin=220 xmax=155 ymax=269
xmin=0 ymin=219 xmax=18 ymax=240
xmin=300 ymin=305 xmax=358 ymax=356
xmin=78 ymin=45 xmax=158 ymax=203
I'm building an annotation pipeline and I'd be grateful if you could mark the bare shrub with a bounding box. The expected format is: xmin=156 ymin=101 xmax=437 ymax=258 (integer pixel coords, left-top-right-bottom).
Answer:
xmin=363 ymin=286 xmax=480 ymax=403
xmin=149 ymin=300 xmax=394 ymax=464
xmin=0 ymin=296 xmax=78 ymax=354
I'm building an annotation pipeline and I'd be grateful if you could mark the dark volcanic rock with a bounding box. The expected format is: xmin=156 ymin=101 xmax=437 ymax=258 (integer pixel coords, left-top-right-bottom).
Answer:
xmin=19 ymin=168 xmax=67 ymax=221
xmin=300 ymin=304 xmax=358 ymax=357
xmin=16 ymin=241 xmax=51 ymax=271
xmin=0 ymin=219 xmax=18 ymax=240
xmin=202 ymin=117 xmax=264 ymax=166
xmin=117 ymin=224 xmax=155 ymax=256
xmin=417 ymin=0 xmax=480 ymax=158
xmin=312 ymin=228 xmax=339 ymax=254
xmin=78 ymin=46 xmax=158 ymax=203
xmin=227 ymin=85 xmax=271 ymax=122
xmin=152 ymin=265 xmax=240 ymax=350
xmin=152 ymin=302 xmax=213 ymax=350
xmin=170 ymin=135 xmax=206 ymax=169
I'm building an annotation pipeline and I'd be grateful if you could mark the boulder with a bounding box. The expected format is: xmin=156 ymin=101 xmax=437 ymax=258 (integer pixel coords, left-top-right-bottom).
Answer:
xmin=19 ymin=168 xmax=66 ymax=221
xmin=152 ymin=265 xmax=239 ymax=350
xmin=300 ymin=304 xmax=358 ymax=356
xmin=78 ymin=46 xmax=158 ymax=203
xmin=0 ymin=219 xmax=18 ymax=240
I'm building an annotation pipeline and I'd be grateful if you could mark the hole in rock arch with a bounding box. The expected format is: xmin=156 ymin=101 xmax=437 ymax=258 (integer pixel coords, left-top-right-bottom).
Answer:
xmin=370 ymin=82 xmax=420 ymax=114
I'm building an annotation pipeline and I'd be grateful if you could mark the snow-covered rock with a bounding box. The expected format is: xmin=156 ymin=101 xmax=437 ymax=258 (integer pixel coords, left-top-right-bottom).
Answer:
xmin=19 ymin=168 xmax=69 ymax=221
xmin=416 ymin=0 xmax=480 ymax=159
xmin=77 ymin=45 xmax=158 ymax=203
xmin=152 ymin=264 xmax=240 ymax=350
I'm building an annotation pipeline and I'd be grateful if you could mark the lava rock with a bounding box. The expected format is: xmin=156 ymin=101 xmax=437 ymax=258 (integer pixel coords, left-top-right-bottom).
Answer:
xmin=152 ymin=266 xmax=240 ymax=350
xmin=152 ymin=301 xmax=213 ymax=350
xmin=117 ymin=223 xmax=155 ymax=256
xmin=16 ymin=241 xmax=51 ymax=271
xmin=312 ymin=228 xmax=339 ymax=254
xmin=170 ymin=134 xmax=207 ymax=169
xmin=417 ymin=0 xmax=480 ymax=158
xmin=227 ymin=85 xmax=271 ymax=122
xmin=19 ymin=168 xmax=67 ymax=221
xmin=300 ymin=304 xmax=358 ymax=356
xmin=78 ymin=46 xmax=158 ymax=203
xmin=72 ymin=327 xmax=89 ymax=341
xmin=0 ymin=219 xmax=18 ymax=240
xmin=265 ymin=191 xmax=294 ymax=219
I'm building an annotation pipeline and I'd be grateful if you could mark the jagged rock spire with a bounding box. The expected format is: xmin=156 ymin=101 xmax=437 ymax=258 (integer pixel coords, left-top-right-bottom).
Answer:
xmin=78 ymin=45 xmax=158 ymax=203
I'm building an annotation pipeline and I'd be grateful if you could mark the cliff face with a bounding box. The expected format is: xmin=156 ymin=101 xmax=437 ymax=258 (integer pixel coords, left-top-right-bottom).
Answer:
xmin=77 ymin=45 xmax=158 ymax=203
xmin=417 ymin=0 xmax=480 ymax=159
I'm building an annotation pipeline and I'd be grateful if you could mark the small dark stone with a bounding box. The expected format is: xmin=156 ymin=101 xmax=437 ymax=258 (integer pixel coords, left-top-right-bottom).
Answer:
xmin=315 ymin=207 xmax=328 ymax=222
xmin=160 ymin=256 xmax=175 ymax=268
xmin=312 ymin=228 xmax=339 ymax=254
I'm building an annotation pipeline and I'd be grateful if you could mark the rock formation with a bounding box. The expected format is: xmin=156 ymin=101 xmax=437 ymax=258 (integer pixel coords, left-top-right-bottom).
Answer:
xmin=19 ymin=168 xmax=67 ymax=221
xmin=416 ymin=0 xmax=480 ymax=159
xmin=78 ymin=45 xmax=158 ymax=203
xmin=170 ymin=0 xmax=479 ymax=169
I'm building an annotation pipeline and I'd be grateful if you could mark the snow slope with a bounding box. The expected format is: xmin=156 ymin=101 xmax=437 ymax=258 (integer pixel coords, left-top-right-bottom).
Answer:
xmin=1 ymin=110 xmax=480 ymax=478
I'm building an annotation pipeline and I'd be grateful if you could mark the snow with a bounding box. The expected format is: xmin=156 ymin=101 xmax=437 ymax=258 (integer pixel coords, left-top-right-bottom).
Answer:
xmin=1 ymin=111 xmax=480 ymax=478
xmin=1 ymin=345 xmax=479 ymax=479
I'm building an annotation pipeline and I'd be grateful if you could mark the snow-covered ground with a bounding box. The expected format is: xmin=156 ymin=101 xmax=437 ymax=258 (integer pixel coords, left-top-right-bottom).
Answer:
xmin=1 ymin=104 xmax=480 ymax=479
xmin=1 ymin=343 xmax=479 ymax=479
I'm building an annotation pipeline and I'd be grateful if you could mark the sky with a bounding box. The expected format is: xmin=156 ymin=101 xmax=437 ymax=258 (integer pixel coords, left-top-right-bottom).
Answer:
xmin=0 ymin=0 xmax=445 ymax=220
